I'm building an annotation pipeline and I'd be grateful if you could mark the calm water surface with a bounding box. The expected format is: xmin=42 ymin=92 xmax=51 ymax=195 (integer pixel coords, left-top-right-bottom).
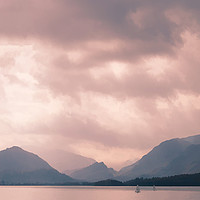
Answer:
xmin=0 ymin=186 xmax=199 ymax=200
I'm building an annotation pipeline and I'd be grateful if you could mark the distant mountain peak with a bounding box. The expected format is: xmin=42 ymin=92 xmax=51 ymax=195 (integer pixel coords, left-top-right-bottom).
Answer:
xmin=69 ymin=161 xmax=116 ymax=182
xmin=94 ymin=162 xmax=106 ymax=167
xmin=6 ymin=146 xmax=23 ymax=151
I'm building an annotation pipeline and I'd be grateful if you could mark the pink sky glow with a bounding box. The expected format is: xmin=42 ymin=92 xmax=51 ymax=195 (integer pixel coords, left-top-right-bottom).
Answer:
xmin=0 ymin=0 xmax=200 ymax=170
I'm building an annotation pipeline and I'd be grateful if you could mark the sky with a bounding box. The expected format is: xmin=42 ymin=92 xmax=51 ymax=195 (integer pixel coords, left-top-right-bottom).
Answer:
xmin=0 ymin=0 xmax=200 ymax=170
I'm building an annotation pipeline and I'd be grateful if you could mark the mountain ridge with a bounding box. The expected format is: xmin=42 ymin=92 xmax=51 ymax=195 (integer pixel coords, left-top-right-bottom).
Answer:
xmin=0 ymin=146 xmax=74 ymax=184
xmin=69 ymin=161 xmax=117 ymax=182
xmin=115 ymin=134 xmax=200 ymax=181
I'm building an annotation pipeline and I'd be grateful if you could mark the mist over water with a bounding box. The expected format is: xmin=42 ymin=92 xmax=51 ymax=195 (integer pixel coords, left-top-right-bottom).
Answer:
xmin=0 ymin=186 xmax=199 ymax=200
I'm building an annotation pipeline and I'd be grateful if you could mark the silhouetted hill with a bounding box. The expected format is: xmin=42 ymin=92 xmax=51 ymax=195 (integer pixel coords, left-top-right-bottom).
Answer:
xmin=183 ymin=134 xmax=200 ymax=144
xmin=0 ymin=146 xmax=52 ymax=172
xmin=92 ymin=173 xmax=200 ymax=186
xmin=93 ymin=179 xmax=124 ymax=186
xmin=124 ymin=173 xmax=200 ymax=186
xmin=117 ymin=134 xmax=200 ymax=181
xmin=70 ymin=162 xmax=117 ymax=182
xmin=0 ymin=146 xmax=74 ymax=185
xmin=158 ymin=144 xmax=200 ymax=176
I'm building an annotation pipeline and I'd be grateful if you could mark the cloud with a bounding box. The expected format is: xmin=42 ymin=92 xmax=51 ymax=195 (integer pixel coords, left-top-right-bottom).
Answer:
xmin=0 ymin=0 xmax=186 ymax=55
xmin=0 ymin=0 xmax=200 ymax=167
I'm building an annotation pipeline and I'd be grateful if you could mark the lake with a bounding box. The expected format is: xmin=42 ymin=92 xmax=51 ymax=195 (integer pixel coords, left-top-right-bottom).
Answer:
xmin=0 ymin=186 xmax=199 ymax=200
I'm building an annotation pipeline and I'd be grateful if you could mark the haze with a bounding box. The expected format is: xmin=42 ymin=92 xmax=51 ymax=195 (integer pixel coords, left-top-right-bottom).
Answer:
xmin=0 ymin=0 xmax=200 ymax=169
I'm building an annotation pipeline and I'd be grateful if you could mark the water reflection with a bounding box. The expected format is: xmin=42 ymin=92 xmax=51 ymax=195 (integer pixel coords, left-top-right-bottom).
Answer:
xmin=0 ymin=186 xmax=199 ymax=200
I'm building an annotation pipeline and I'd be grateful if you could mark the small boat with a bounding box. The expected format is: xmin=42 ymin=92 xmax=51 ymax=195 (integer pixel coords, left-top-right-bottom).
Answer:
xmin=135 ymin=185 xmax=140 ymax=193
xmin=153 ymin=185 xmax=156 ymax=191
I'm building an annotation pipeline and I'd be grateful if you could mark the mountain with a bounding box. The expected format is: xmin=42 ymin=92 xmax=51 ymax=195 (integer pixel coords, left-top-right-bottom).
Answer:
xmin=158 ymin=144 xmax=200 ymax=176
xmin=35 ymin=149 xmax=96 ymax=173
xmin=117 ymin=134 xmax=200 ymax=181
xmin=0 ymin=146 xmax=52 ymax=172
xmin=183 ymin=134 xmax=200 ymax=144
xmin=0 ymin=146 xmax=74 ymax=185
xmin=69 ymin=162 xmax=117 ymax=182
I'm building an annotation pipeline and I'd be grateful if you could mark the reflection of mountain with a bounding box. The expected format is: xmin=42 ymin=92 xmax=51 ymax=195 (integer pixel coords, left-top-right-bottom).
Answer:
xmin=70 ymin=162 xmax=117 ymax=182
xmin=116 ymin=134 xmax=200 ymax=181
xmin=0 ymin=146 xmax=74 ymax=184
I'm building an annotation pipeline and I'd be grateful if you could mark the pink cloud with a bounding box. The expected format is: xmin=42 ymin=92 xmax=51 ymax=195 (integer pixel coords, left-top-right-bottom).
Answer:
xmin=0 ymin=0 xmax=200 ymax=167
